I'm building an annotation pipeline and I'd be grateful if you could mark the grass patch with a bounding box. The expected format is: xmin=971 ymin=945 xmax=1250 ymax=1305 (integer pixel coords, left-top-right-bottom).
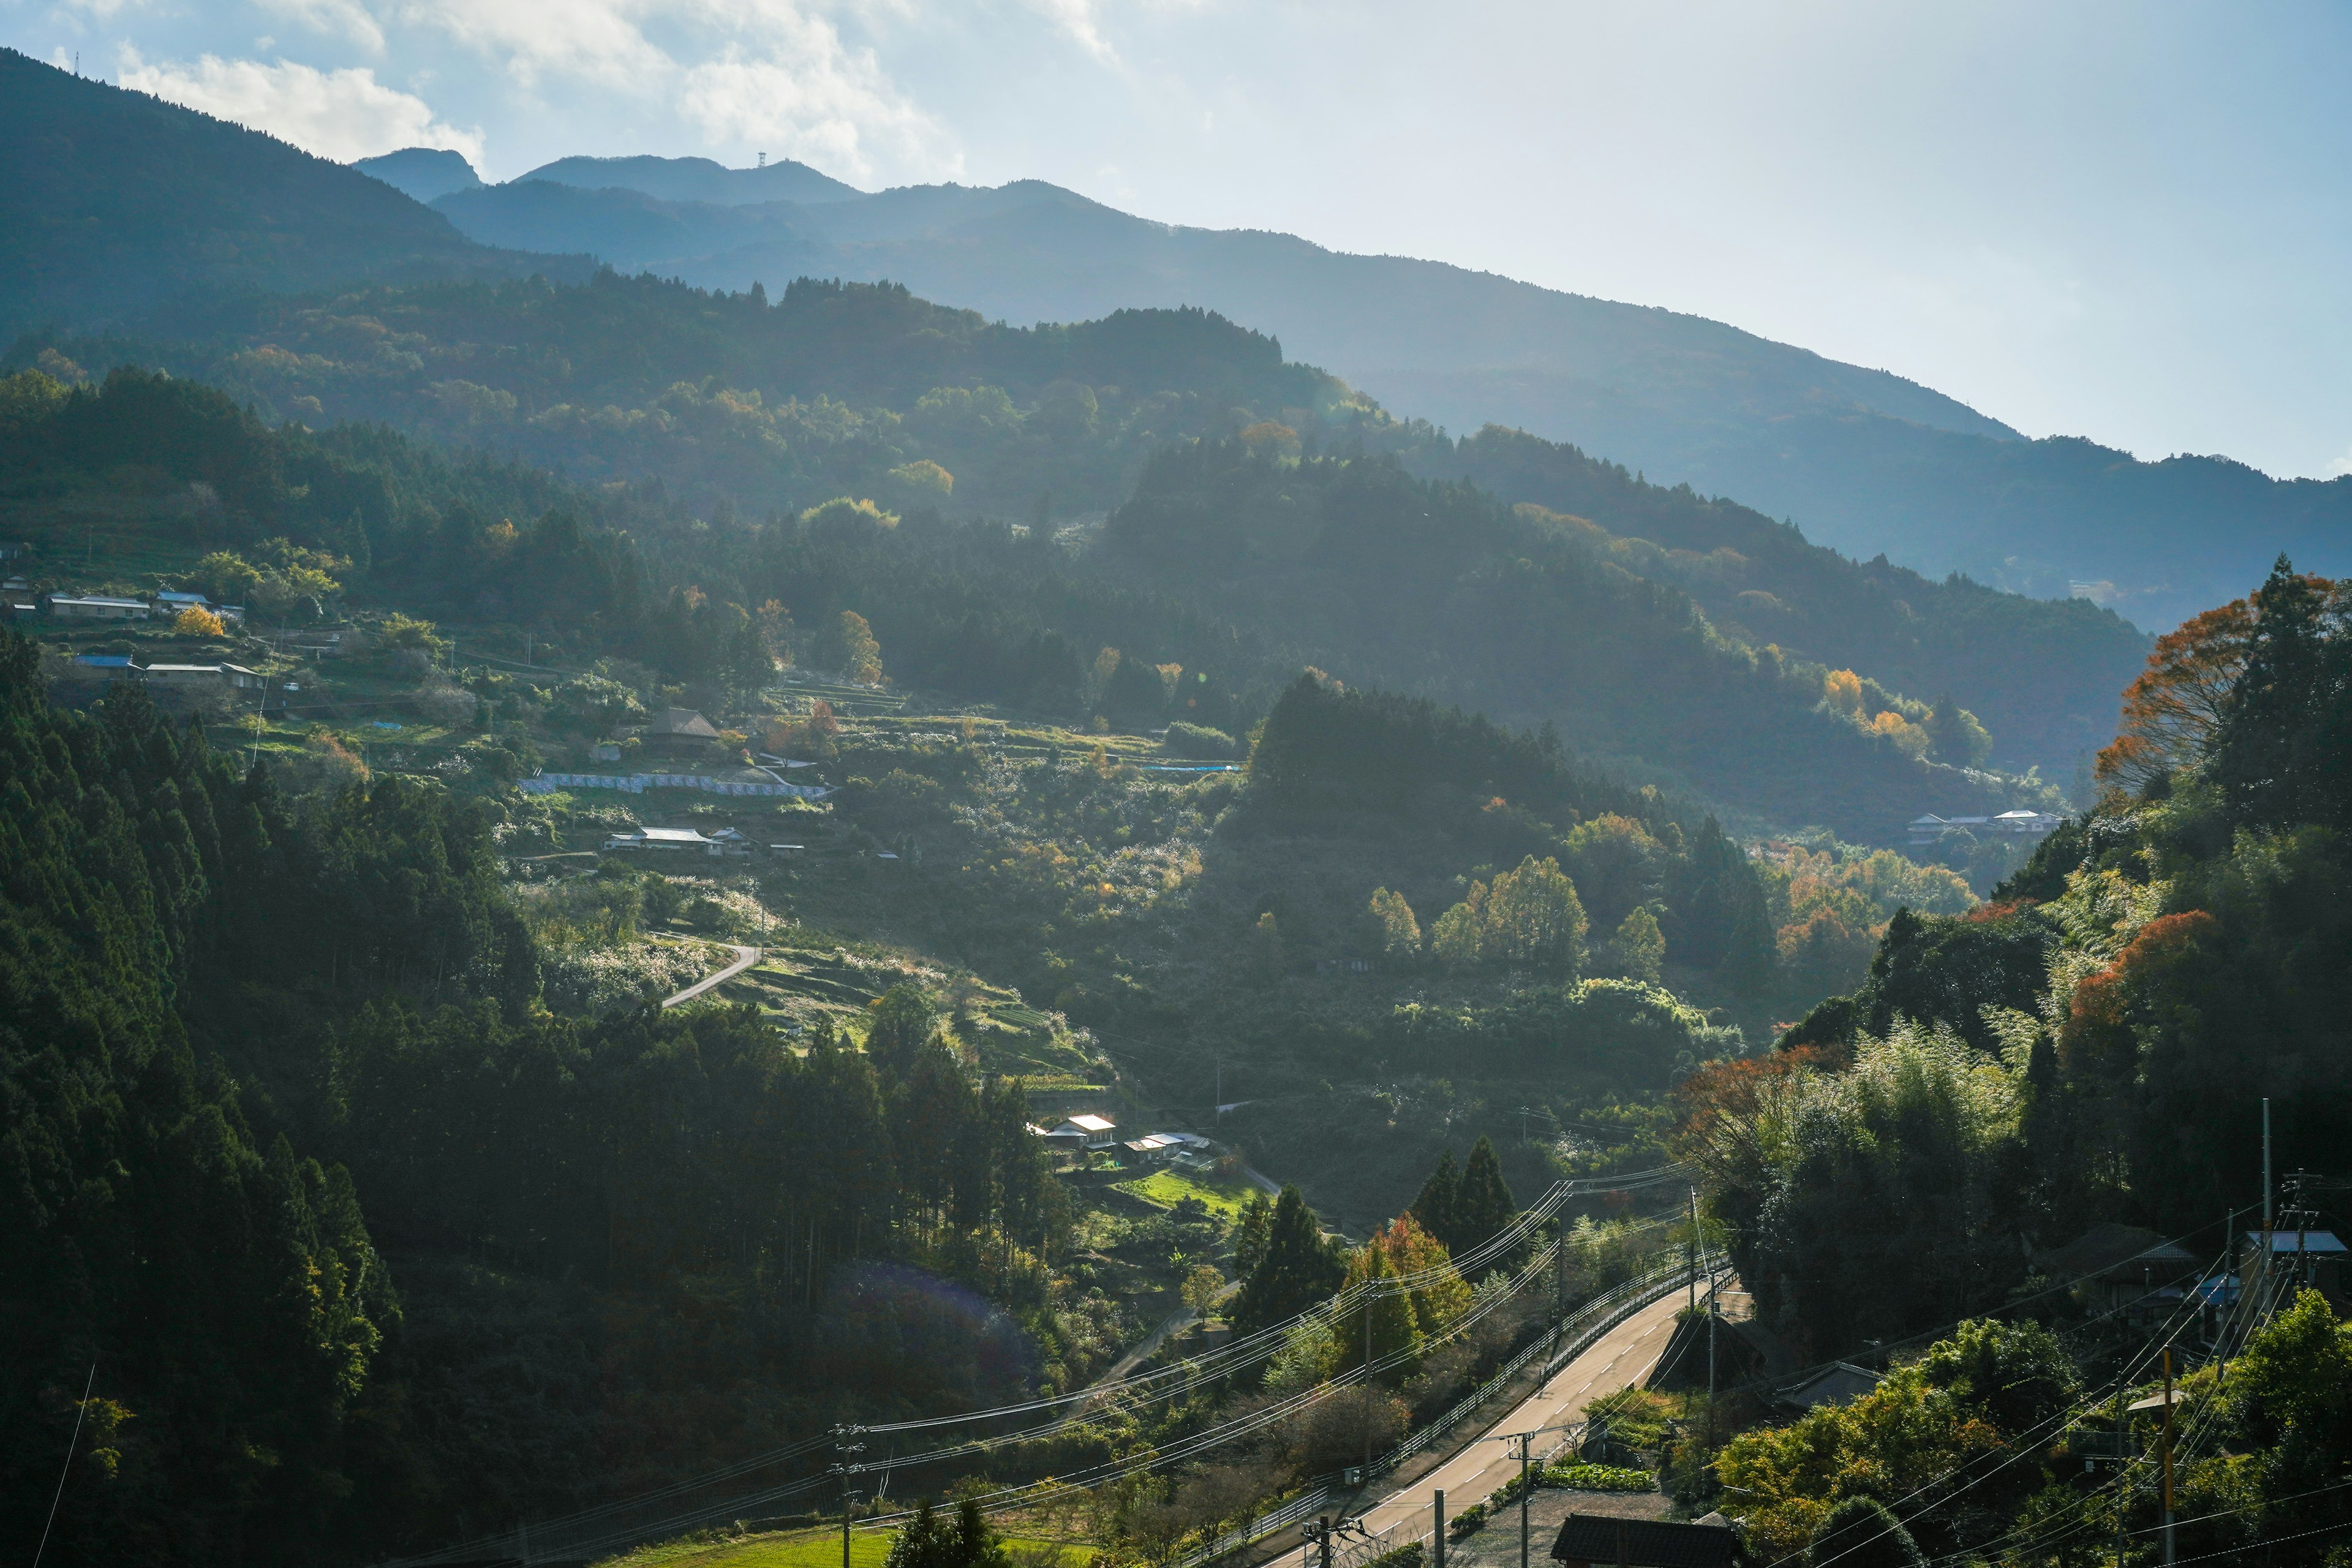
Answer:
xmin=1112 ymin=1166 xmax=1257 ymax=1219
xmin=596 ymin=1524 xmax=1095 ymax=1568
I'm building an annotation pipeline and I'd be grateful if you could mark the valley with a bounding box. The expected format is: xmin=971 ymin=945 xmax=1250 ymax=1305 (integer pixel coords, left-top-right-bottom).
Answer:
xmin=1 ymin=38 xmax=2347 ymax=1568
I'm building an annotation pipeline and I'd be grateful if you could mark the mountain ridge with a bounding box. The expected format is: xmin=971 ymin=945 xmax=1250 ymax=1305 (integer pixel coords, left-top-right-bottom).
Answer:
xmin=0 ymin=51 xmax=588 ymax=339
xmin=425 ymin=155 xmax=2352 ymax=627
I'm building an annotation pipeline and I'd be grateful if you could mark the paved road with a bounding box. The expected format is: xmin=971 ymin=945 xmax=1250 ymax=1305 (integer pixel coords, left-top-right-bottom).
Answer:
xmin=1347 ymin=1282 xmax=1704 ymax=1547
xmin=662 ymin=944 xmax=761 ymax=1008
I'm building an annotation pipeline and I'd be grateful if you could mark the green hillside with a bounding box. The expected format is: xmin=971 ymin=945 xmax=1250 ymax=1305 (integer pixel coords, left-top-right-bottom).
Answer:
xmin=0 ymin=50 xmax=581 ymax=341
xmin=18 ymin=273 xmax=2089 ymax=831
xmin=1401 ymin=421 xmax=2154 ymax=771
xmin=421 ymin=165 xmax=2352 ymax=626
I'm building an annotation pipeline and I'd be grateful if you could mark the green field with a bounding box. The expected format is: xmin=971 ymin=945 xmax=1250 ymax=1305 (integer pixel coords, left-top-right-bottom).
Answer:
xmin=596 ymin=1524 xmax=1096 ymax=1568
xmin=1111 ymin=1166 xmax=1260 ymax=1219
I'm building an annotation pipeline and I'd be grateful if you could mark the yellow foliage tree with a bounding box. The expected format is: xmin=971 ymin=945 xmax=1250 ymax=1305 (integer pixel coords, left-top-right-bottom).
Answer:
xmin=1368 ymin=887 xmax=1421 ymax=955
xmin=1823 ymin=668 xmax=1864 ymax=715
xmin=171 ymin=604 xmax=227 ymax=638
xmin=1869 ymin=709 xmax=1931 ymax=759
xmin=831 ymin=610 xmax=884 ymax=685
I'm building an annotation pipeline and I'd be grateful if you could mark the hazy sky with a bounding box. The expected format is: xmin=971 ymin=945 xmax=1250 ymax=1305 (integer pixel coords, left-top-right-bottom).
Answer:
xmin=12 ymin=1 xmax=2351 ymax=479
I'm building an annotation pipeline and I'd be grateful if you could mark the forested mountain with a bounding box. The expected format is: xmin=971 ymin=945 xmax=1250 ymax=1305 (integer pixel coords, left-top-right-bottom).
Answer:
xmin=349 ymin=147 xmax=482 ymax=203
xmin=1098 ymin=439 xmax=2032 ymax=831
xmin=1686 ymin=557 xmax=2352 ymax=1354
xmin=515 ymin=153 xmax=864 ymax=206
xmin=17 ymin=268 xmax=2117 ymax=789
xmin=0 ymin=53 xmax=581 ymax=342
xmin=2 ymin=340 xmax=2049 ymax=840
xmin=430 ymin=156 xmax=2352 ymax=626
xmin=1398 ymin=423 xmax=2152 ymax=769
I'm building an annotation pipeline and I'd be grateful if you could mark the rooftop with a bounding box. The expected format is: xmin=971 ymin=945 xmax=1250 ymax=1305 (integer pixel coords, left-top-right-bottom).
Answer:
xmin=647 ymin=707 xmax=722 ymax=739
xmin=2247 ymin=1229 xmax=2347 ymax=1255
xmin=1552 ymin=1514 xmax=1739 ymax=1568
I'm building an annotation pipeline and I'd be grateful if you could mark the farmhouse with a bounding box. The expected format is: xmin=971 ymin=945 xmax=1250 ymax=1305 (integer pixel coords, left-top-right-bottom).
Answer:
xmin=1041 ymin=1114 xmax=1117 ymax=1152
xmin=603 ymin=826 xmax=715 ymax=853
xmin=144 ymin=663 xmax=266 ymax=692
xmin=644 ymin=707 xmax=723 ymax=756
xmin=47 ymin=594 xmax=150 ymax=621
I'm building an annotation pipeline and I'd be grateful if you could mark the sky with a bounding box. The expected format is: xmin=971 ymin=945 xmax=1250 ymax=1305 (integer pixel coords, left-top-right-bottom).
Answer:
xmin=10 ymin=0 xmax=2351 ymax=479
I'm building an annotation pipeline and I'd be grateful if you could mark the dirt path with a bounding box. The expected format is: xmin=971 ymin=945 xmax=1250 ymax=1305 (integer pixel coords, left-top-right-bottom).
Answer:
xmin=662 ymin=944 xmax=761 ymax=1008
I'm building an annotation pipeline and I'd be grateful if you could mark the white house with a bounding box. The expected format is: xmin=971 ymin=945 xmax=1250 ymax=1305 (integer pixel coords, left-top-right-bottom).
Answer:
xmin=144 ymin=663 xmax=266 ymax=692
xmin=602 ymin=826 xmax=715 ymax=853
xmin=1042 ymin=1113 xmax=1117 ymax=1152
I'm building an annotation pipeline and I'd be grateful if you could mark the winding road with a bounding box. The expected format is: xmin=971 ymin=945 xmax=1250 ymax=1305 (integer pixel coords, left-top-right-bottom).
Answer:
xmin=1344 ymin=1281 xmax=1702 ymax=1547
xmin=662 ymin=944 xmax=762 ymax=1008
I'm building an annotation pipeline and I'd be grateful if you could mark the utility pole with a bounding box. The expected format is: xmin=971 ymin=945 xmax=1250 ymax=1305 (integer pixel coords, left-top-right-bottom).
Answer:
xmin=1687 ymin=1189 xmax=1700 ymax=1312
xmin=1517 ymin=1431 xmax=1532 ymax=1568
xmin=1432 ymin=1491 xmax=1445 ymax=1568
xmin=2114 ymin=1383 xmax=2128 ymax=1568
xmin=2161 ymin=1349 xmax=2176 ymax=1567
xmin=1706 ymin=1275 xmax=1718 ymax=1446
xmin=831 ymin=1423 xmax=865 ymax=1568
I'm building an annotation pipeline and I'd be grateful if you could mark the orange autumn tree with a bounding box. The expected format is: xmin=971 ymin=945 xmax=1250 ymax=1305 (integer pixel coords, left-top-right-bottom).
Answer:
xmin=2090 ymin=577 xmax=2345 ymax=797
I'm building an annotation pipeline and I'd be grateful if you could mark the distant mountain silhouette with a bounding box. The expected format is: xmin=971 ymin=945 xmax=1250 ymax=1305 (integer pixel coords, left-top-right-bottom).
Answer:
xmin=353 ymin=146 xmax=483 ymax=203
xmin=434 ymin=181 xmax=829 ymax=271
xmin=438 ymin=164 xmax=2352 ymax=628
xmin=0 ymin=51 xmax=582 ymax=341
xmin=516 ymin=153 xmax=864 ymax=207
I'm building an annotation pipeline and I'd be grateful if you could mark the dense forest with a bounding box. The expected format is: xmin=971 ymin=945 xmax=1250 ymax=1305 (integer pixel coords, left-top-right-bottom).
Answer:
xmin=0 ymin=636 xmax=1100 ymax=1560
xmin=1 ymin=355 xmax=2056 ymax=843
xmin=16 ymin=261 xmax=2135 ymax=786
xmin=0 ymin=50 xmax=574 ymax=344
xmin=1683 ymin=557 xmax=2352 ymax=1346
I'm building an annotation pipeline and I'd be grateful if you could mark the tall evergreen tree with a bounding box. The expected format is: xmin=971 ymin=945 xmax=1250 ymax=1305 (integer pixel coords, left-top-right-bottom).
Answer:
xmin=1411 ymin=1148 xmax=1462 ymax=1253
xmin=1231 ymin=1191 xmax=1274 ymax=1280
xmin=2212 ymin=556 xmax=2338 ymax=829
xmin=1233 ymin=1186 xmax=1342 ymax=1332
xmin=1453 ymin=1136 xmax=1518 ymax=1262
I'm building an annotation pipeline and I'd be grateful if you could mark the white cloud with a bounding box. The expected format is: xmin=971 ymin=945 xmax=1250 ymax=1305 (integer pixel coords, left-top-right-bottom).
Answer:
xmin=256 ymin=0 xmax=388 ymax=53
xmin=1024 ymin=0 xmax=1116 ymax=62
xmin=389 ymin=0 xmax=959 ymax=182
xmin=118 ymin=49 xmax=484 ymax=165
xmin=392 ymin=0 xmax=669 ymax=89
xmin=680 ymin=32 xmax=958 ymax=183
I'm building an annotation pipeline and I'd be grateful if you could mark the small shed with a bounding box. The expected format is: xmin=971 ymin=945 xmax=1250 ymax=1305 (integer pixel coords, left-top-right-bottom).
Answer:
xmin=644 ymin=707 xmax=723 ymax=755
xmin=2037 ymin=1224 xmax=2202 ymax=1317
xmin=1771 ymin=1361 xmax=1882 ymax=1415
xmin=1552 ymin=1514 xmax=1741 ymax=1568
xmin=2243 ymin=1229 xmax=2348 ymax=1308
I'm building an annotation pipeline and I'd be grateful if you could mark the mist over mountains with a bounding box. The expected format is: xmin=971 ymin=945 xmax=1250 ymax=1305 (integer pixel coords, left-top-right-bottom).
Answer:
xmin=366 ymin=148 xmax=2352 ymax=630
xmin=6 ymin=41 xmax=2343 ymax=635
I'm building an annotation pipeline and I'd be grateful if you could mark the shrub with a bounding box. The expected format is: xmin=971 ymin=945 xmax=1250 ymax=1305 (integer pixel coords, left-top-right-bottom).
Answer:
xmin=1544 ymin=1463 xmax=1654 ymax=1493
xmin=1164 ymin=720 xmax=1235 ymax=758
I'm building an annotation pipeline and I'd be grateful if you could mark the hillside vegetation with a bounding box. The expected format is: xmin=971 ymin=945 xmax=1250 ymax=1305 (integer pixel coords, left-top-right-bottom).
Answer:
xmin=0 ymin=52 xmax=578 ymax=342
xmin=417 ymin=156 xmax=2352 ymax=625
xmin=18 ymin=277 xmax=2082 ymax=834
